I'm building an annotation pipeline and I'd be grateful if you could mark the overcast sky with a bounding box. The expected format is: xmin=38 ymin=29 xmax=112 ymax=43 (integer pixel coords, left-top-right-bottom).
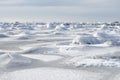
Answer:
xmin=0 ymin=0 xmax=119 ymax=22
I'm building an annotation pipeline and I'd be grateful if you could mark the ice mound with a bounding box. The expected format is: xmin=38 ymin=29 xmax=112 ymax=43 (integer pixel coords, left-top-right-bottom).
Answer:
xmin=99 ymin=24 xmax=108 ymax=30
xmin=72 ymin=35 xmax=100 ymax=45
xmin=72 ymin=31 xmax=120 ymax=46
xmin=14 ymin=32 xmax=31 ymax=40
xmin=0 ymin=53 xmax=31 ymax=68
xmin=103 ymin=40 xmax=120 ymax=46
xmin=93 ymin=32 xmax=118 ymax=41
xmin=93 ymin=32 xmax=120 ymax=46
xmin=46 ymin=23 xmax=56 ymax=29
xmin=55 ymin=24 xmax=68 ymax=31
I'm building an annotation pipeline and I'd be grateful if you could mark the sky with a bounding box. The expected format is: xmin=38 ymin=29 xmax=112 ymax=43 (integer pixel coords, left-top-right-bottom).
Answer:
xmin=0 ymin=0 xmax=119 ymax=22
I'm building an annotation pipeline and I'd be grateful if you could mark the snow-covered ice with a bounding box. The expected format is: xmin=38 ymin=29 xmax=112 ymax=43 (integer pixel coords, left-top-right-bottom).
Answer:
xmin=0 ymin=22 xmax=120 ymax=80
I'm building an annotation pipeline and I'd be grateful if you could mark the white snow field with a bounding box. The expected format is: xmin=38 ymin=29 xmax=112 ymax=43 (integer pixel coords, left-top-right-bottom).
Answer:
xmin=0 ymin=22 xmax=120 ymax=80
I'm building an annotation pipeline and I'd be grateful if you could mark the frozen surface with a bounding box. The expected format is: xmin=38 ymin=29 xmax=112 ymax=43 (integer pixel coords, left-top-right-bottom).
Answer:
xmin=0 ymin=22 xmax=120 ymax=80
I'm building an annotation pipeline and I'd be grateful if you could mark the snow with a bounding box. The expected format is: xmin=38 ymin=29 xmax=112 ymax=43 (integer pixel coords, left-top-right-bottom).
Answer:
xmin=114 ymin=74 xmax=120 ymax=80
xmin=0 ymin=53 xmax=31 ymax=68
xmin=22 ymin=54 xmax=62 ymax=62
xmin=0 ymin=22 xmax=120 ymax=80
xmin=0 ymin=68 xmax=104 ymax=80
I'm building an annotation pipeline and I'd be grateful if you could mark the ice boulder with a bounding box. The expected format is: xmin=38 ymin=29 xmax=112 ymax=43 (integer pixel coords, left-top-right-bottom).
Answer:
xmin=93 ymin=32 xmax=116 ymax=41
